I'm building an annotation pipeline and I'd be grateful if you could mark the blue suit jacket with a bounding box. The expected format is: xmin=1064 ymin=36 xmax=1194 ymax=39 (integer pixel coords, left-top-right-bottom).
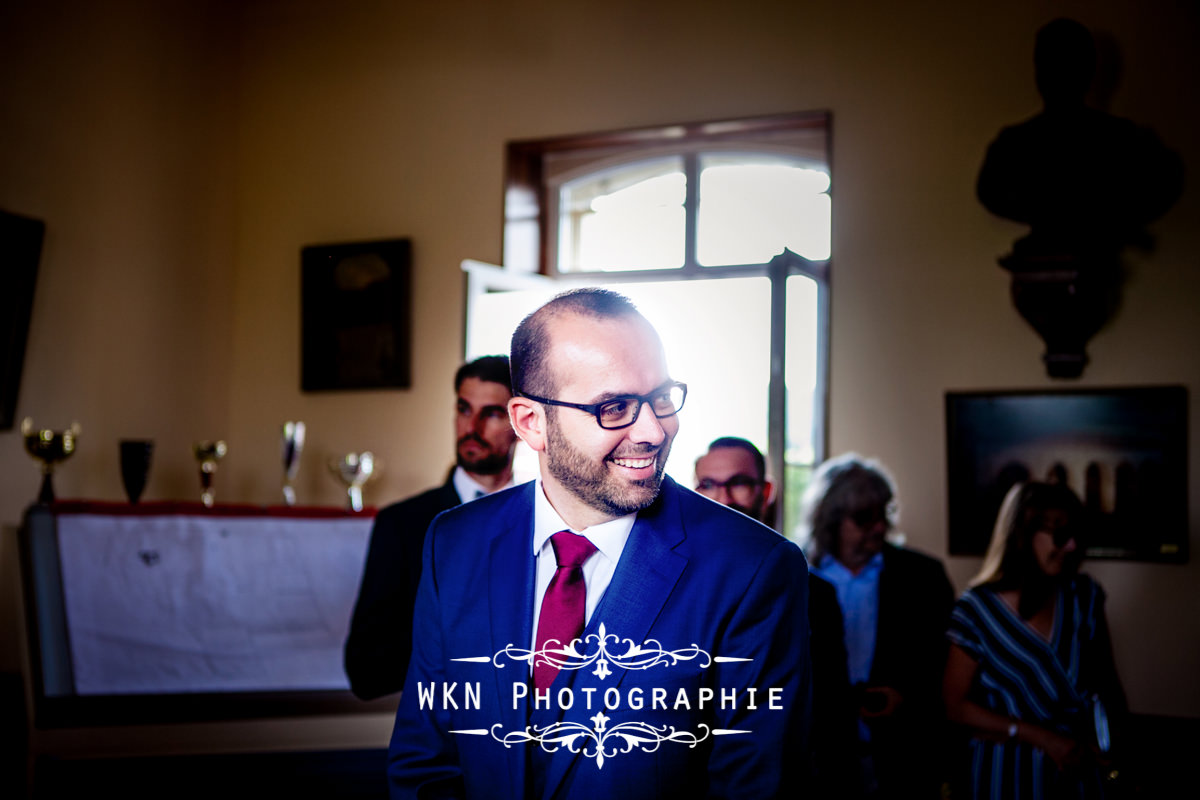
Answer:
xmin=388 ymin=477 xmax=810 ymax=799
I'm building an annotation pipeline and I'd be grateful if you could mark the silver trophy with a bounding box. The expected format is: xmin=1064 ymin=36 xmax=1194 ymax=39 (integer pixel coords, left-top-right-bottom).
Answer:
xmin=193 ymin=440 xmax=228 ymax=507
xmin=329 ymin=452 xmax=377 ymax=512
xmin=281 ymin=421 xmax=306 ymax=506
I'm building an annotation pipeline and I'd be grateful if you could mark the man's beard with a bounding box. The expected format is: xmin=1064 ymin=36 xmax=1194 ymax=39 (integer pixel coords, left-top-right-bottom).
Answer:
xmin=544 ymin=418 xmax=671 ymax=517
xmin=456 ymin=435 xmax=510 ymax=476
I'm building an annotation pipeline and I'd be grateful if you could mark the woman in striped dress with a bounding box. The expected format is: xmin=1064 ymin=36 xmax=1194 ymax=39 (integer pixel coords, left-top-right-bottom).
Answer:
xmin=943 ymin=481 xmax=1126 ymax=799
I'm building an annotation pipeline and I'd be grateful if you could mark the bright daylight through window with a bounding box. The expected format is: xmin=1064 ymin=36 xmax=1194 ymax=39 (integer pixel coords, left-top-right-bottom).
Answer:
xmin=468 ymin=113 xmax=830 ymax=541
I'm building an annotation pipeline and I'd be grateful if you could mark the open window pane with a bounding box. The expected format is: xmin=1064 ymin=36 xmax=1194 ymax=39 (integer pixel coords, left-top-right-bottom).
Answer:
xmin=464 ymin=269 xmax=771 ymax=492
xmin=616 ymin=278 xmax=771 ymax=489
xmin=781 ymin=273 xmax=821 ymax=540
xmin=557 ymin=157 xmax=685 ymax=272
xmin=697 ymin=155 xmax=831 ymax=266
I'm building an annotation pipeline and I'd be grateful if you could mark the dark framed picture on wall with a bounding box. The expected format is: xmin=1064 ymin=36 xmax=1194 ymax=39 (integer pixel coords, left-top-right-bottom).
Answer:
xmin=946 ymin=386 xmax=1188 ymax=563
xmin=301 ymin=238 xmax=412 ymax=392
xmin=1 ymin=209 xmax=46 ymax=430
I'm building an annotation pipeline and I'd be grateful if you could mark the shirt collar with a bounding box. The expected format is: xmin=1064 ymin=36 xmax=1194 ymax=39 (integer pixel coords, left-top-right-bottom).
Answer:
xmin=531 ymin=478 xmax=635 ymax=563
xmin=453 ymin=465 xmax=513 ymax=502
xmin=816 ymin=550 xmax=884 ymax=580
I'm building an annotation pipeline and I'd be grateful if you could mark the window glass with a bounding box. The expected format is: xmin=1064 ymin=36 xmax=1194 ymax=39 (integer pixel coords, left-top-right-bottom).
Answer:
xmin=465 ymin=275 xmax=771 ymax=491
xmin=557 ymin=157 xmax=685 ymax=272
xmin=620 ymin=278 xmax=771 ymax=489
xmin=698 ymin=155 xmax=831 ymax=266
xmin=782 ymin=274 xmax=821 ymax=540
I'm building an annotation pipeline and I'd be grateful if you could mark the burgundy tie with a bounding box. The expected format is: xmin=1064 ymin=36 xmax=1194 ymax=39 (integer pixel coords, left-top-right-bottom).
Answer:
xmin=533 ymin=531 xmax=598 ymax=691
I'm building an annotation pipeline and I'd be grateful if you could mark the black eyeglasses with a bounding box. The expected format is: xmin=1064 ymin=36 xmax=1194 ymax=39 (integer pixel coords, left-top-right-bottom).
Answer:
xmin=850 ymin=503 xmax=894 ymax=529
xmin=696 ymin=475 xmax=763 ymax=498
xmin=517 ymin=382 xmax=687 ymax=430
xmin=1044 ymin=524 xmax=1082 ymax=548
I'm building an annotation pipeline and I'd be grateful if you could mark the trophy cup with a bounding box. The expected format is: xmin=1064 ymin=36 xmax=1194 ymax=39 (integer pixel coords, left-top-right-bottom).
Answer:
xmin=329 ymin=452 xmax=377 ymax=512
xmin=193 ymin=440 xmax=227 ymax=507
xmin=21 ymin=417 xmax=81 ymax=504
xmin=281 ymin=421 xmax=306 ymax=506
xmin=119 ymin=439 xmax=154 ymax=504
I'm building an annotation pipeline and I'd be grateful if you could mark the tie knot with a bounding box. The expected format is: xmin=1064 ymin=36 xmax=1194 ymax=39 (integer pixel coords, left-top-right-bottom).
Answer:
xmin=550 ymin=531 xmax=597 ymax=569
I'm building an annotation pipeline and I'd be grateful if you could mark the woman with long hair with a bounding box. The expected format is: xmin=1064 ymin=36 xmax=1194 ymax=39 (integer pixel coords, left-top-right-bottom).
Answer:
xmin=943 ymin=481 xmax=1126 ymax=799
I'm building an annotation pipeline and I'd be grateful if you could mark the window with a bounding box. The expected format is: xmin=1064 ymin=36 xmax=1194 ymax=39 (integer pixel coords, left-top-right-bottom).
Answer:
xmin=470 ymin=112 xmax=830 ymax=540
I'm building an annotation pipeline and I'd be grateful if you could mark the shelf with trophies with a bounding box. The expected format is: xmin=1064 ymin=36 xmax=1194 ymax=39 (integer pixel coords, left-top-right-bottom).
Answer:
xmin=15 ymin=419 xmax=394 ymax=729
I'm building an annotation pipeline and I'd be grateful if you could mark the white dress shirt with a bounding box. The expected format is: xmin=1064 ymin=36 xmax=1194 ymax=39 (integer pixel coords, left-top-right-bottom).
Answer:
xmin=452 ymin=465 xmax=514 ymax=502
xmin=529 ymin=478 xmax=633 ymax=655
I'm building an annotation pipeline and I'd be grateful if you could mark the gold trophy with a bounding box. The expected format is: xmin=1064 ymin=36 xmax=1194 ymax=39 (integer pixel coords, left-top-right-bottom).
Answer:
xmin=21 ymin=417 xmax=81 ymax=504
xmin=193 ymin=440 xmax=228 ymax=507
xmin=281 ymin=421 xmax=306 ymax=506
xmin=329 ymin=452 xmax=377 ymax=512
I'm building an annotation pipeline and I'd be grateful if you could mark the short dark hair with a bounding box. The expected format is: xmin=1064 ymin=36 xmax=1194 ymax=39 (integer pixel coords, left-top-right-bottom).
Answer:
xmin=510 ymin=288 xmax=641 ymax=397
xmin=799 ymin=453 xmax=896 ymax=563
xmin=704 ymin=437 xmax=767 ymax=481
xmin=455 ymin=355 xmax=512 ymax=394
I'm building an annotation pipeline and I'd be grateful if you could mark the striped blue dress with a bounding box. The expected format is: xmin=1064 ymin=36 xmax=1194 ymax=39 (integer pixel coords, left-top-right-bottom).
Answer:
xmin=947 ymin=575 xmax=1111 ymax=800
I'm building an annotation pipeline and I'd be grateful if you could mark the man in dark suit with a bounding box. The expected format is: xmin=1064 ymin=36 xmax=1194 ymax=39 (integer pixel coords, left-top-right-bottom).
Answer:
xmin=695 ymin=437 xmax=862 ymax=798
xmin=344 ymin=355 xmax=518 ymax=701
xmin=388 ymin=289 xmax=810 ymax=799
xmin=802 ymin=453 xmax=955 ymax=798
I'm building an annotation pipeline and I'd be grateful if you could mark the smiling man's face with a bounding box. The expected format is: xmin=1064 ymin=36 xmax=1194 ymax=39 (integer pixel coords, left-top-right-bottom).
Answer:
xmin=538 ymin=312 xmax=677 ymax=528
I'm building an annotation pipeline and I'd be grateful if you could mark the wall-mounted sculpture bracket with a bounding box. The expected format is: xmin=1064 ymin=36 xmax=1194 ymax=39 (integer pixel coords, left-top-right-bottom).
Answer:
xmin=1000 ymin=250 xmax=1119 ymax=378
xmin=977 ymin=18 xmax=1183 ymax=378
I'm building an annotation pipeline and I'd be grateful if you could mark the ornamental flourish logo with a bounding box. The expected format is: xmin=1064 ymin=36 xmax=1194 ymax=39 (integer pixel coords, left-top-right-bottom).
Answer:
xmin=452 ymin=622 xmax=747 ymax=679
xmin=429 ymin=623 xmax=780 ymax=769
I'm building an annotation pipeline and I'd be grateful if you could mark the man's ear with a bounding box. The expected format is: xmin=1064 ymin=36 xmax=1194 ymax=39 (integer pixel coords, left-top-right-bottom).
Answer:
xmin=508 ymin=396 xmax=547 ymax=452
xmin=761 ymin=480 xmax=775 ymax=506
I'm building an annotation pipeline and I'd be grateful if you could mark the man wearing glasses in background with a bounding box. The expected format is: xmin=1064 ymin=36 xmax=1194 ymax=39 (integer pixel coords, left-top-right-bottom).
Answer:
xmin=388 ymin=288 xmax=810 ymax=800
xmin=694 ymin=436 xmax=776 ymax=526
xmin=696 ymin=436 xmax=864 ymax=798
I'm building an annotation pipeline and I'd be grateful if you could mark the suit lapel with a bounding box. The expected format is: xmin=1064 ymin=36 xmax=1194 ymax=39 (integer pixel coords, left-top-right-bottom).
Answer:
xmin=588 ymin=492 xmax=688 ymax=675
xmin=487 ymin=483 xmax=536 ymax=797
xmin=871 ymin=544 xmax=896 ymax=685
xmin=539 ymin=480 xmax=690 ymax=799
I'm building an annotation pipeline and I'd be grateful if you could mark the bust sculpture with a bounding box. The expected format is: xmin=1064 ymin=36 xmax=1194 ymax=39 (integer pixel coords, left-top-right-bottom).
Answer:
xmin=977 ymin=18 xmax=1182 ymax=376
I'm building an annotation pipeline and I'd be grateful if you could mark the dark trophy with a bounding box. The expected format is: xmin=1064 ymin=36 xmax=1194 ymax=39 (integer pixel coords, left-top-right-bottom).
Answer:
xmin=21 ymin=417 xmax=81 ymax=504
xmin=119 ymin=440 xmax=154 ymax=504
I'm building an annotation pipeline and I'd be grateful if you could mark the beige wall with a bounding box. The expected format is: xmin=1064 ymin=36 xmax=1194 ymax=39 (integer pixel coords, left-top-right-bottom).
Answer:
xmin=0 ymin=0 xmax=238 ymax=670
xmin=1 ymin=0 xmax=1196 ymax=742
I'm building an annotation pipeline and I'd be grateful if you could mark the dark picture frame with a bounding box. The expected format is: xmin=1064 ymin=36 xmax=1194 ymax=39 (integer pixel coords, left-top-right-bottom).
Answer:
xmin=946 ymin=386 xmax=1188 ymax=563
xmin=1 ymin=209 xmax=45 ymax=430
xmin=301 ymin=238 xmax=412 ymax=392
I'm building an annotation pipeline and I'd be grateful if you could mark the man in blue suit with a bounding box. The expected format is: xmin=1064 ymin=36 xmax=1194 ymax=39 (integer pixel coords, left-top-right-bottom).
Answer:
xmin=388 ymin=288 xmax=810 ymax=799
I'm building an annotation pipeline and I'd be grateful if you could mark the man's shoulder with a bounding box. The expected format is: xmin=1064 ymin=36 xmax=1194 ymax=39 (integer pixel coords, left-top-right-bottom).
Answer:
xmin=373 ymin=482 xmax=461 ymax=530
xmin=668 ymin=479 xmax=800 ymax=559
xmin=881 ymin=542 xmax=953 ymax=602
xmin=883 ymin=541 xmax=947 ymax=572
xmin=424 ymin=481 xmax=534 ymax=541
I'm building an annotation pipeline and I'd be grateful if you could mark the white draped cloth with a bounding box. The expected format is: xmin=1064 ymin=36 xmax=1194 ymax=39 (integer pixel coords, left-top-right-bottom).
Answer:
xmin=57 ymin=511 xmax=372 ymax=695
